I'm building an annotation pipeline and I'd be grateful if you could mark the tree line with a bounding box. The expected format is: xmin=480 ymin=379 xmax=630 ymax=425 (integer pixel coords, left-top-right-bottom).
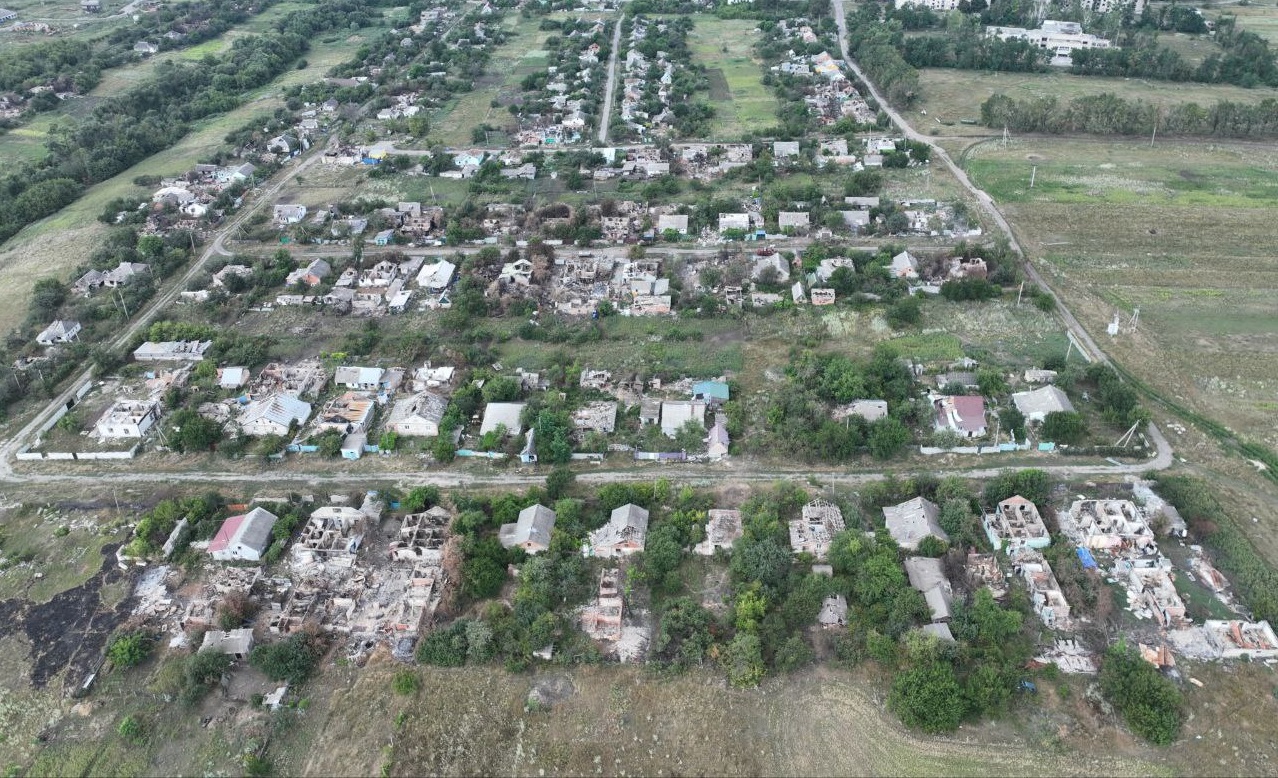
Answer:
xmin=981 ymin=92 xmax=1278 ymax=139
xmin=0 ymin=0 xmax=380 ymax=247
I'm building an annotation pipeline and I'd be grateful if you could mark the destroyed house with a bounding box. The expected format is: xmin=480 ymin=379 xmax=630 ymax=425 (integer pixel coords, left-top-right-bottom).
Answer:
xmin=200 ymin=628 xmax=254 ymax=660
xmin=385 ymin=391 xmax=447 ymax=437
xmin=390 ymin=506 xmax=450 ymax=563
xmin=694 ymin=509 xmax=743 ymax=555
xmin=788 ymin=499 xmax=846 ymax=560
xmin=586 ymin=504 xmax=649 ymax=557
xmin=133 ymin=340 xmax=212 ymax=362
xmin=292 ymin=506 xmax=366 ymax=567
xmin=94 ymin=399 xmax=160 ymax=439
xmin=817 ymin=594 xmax=848 ymax=628
xmin=984 ymin=495 xmax=1051 ymax=551
xmin=239 ymin=394 xmax=311 ymax=437
xmin=580 ymin=568 xmax=623 ymax=641
xmin=1065 ymin=499 xmax=1154 ymax=552
xmin=1012 ymin=549 xmax=1070 ymax=629
xmin=314 ymin=392 xmax=376 ymax=434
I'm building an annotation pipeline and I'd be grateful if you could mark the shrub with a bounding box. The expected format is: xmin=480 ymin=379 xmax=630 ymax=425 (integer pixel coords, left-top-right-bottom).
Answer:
xmin=181 ymin=649 xmax=232 ymax=705
xmin=1100 ymin=644 xmax=1184 ymax=745
xmin=392 ymin=669 xmax=421 ymax=695
xmin=118 ymin=715 xmax=144 ymax=744
xmin=108 ymin=632 xmax=153 ymax=669
xmin=416 ymin=620 xmax=470 ymax=667
xmin=889 ymin=660 xmax=965 ymax=732
xmin=249 ymin=630 xmax=327 ymax=685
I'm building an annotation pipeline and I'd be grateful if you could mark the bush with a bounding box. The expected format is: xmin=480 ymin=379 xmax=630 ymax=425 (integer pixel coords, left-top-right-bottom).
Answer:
xmin=889 ymin=660 xmax=965 ymax=733
xmin=108 ymin=631 xmax=153 ymax=669
xmin=416 ymin=620 xmax=470 ymax=667
xmin=249 ymin=630 xmax=327 ymax=685
xmin=181 ymin=649 xmax=232 ymax=705
xmin=392 ymin=669 xmax=421 ymax=695
xmin=118 ymin=715 xmax=144 ymax=744
xmin=1100 ymin=644 xmax=1184 ymax=745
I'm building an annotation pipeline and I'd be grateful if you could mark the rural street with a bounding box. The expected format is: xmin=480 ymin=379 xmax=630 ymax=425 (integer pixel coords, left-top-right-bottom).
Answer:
xmin=598 ymin=13 xmax=625 ymax=144
xmin=0 ymin=9 xmax=1178 ymax=489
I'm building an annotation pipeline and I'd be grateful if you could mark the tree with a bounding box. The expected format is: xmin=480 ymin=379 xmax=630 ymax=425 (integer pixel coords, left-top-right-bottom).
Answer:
xmin=482 ymin=375 xmax=521 ymax=402
xmin=181 ymin=649 xmax=232 ymax=704
xmin=1041 ymin=411 xmax=1088 ymax=444
xmin=730 ymin=537 xmax=794 ymax=594
xmin=734 ymin=587 xmax=768 ymax=633
xmin=1100 ymin=644 xmax=1184 ymax=745
xmin=545 ymin=466 xmax=575 ymax=500
xmin=640 ymin=522 xmax=685 ymax=592
xmin=774 ymin=635 xmax=815 ymax=672
xmin=723 ymin=632 xmax=766 ymax=688
xmin=169 ymin=409 xmax=223 ymax=453
xmin=886 ymin=296 xmax=921 ymax=327
xmin=889 ymin=660 xmax=965 ymax=732
xmin=403 ymin=485 xmax=441 ymax=513
xmin=983 ymin=469 xmax=1052 ymax=506
xmin=417 ymin=620 xmax=470 ymax=666
xmin=868 ymin=417 xmax=910 ymax=459
xmin=652 ymin=597 xmax=714 ymax=668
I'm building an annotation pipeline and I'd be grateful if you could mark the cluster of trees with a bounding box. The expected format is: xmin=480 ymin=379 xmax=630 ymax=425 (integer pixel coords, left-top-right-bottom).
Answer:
xmin=741 ymin=348 xmax=920 ymax=462
xmin=980 ymin=92 xmax=1278 ymax=140
xmin=827 ymin=523 xmax=1034 ymax=732
xmin=902 ymin=17 xmax=1047 ymax=73
xmin=1099 ymin=643 xmax=1185 ymax=744
xmin=1072 ymin=17 xmax=1278 ymax=88
xmin=845 ymin=6 xmax=920 ymax=106
xmin=0 ymin=0 xmax=284 ymax=100
xmin=123 ymin=492 xmax=226 ymax=559
xmin=250 ymin=626 xmax=328 ymax=685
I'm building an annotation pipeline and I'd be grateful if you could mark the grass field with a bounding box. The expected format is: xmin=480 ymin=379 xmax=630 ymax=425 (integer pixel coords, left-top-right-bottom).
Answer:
xmin=429 ymin=15 xmax=551 ymax=147
xmin=964 ymin=137 xmax=1278 ymax=488
xmin=1225 ymin=3 xmax=1278 ymax=43
xmin=914 ymin=68 xmax=1278 ymax=137
xmin=687 ymin=17 xmax=780 ymax=140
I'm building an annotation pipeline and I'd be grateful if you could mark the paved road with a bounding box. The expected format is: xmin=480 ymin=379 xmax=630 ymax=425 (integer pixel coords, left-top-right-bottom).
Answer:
xmin=598 ymin=13 xmax=625 ymax=144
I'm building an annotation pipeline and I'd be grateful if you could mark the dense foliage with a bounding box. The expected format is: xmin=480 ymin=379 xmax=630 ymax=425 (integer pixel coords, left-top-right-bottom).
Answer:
xmin=1099 ymin=643 xmax=1184 ymax=745
xmin=981 ymin=92 xmax=1278 ymax=140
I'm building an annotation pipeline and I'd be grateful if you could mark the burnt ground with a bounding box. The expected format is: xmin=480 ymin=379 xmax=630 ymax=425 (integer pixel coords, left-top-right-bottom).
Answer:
xmin=0 ymin=543 xmax=139 ymax=690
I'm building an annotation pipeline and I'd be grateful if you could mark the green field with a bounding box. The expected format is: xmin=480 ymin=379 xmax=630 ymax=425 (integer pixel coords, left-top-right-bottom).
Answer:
xmin=914 ymin=68 xmax=1278 ymax=137
xmin=965 ymin=138 xmax=1278 ymax=479
xmin=428 ymin=15 xmax=552 ymax=147
xmin=687 ymin=17 xmax=780 ymax=140
xmin=1224 ymin=3 xmax=1278 ymax=43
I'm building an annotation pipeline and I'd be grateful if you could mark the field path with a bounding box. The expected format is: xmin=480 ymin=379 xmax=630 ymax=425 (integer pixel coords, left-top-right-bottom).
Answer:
xmin=598 ymin=12 xmax=625 ymax=143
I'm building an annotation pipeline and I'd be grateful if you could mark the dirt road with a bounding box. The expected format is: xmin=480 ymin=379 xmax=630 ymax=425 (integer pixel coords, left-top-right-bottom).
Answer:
xmin=598 ymin=13 xmax=625 ymax=144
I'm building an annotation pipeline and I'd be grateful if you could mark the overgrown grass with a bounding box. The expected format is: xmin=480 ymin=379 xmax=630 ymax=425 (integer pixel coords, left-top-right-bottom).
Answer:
xmin=913 ymin=68 xmax=1278 ymax=137
xmin=687 ymin=18 xmax=780 ymax=140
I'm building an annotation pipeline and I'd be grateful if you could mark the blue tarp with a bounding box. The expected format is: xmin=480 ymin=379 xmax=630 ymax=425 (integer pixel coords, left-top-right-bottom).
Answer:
xmin=1077 ymin=547 xmax=1098 ymax=570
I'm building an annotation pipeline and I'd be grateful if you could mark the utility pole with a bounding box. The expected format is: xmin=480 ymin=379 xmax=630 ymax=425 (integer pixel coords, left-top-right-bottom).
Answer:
xmin=1016 ymin=281 xmax=1024 ymax=306
xmin=1029 ymin=165 xmax=1037 ymax=188
xmin=1149 ymin=112 xmax=1159 ymax=147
